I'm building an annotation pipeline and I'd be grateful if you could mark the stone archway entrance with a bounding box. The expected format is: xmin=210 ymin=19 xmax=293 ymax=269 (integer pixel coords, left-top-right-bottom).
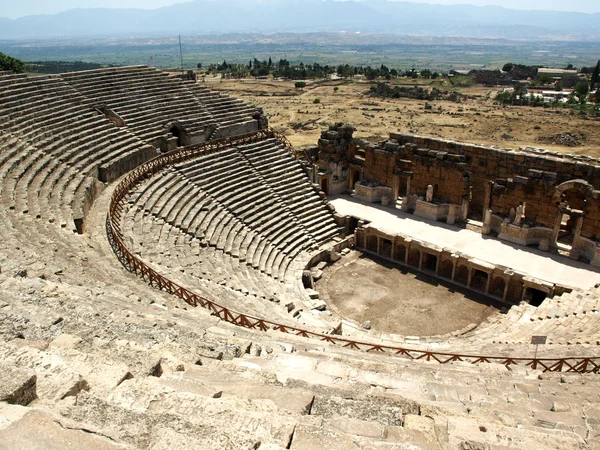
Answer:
xmin=551 ymin=180 xmax=594 ymax=257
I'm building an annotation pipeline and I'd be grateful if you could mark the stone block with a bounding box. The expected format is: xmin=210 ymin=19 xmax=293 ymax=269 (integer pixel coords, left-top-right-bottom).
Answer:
xmin=0 ymin=406 xmax=125 ymax=449
xmin=0 ymin=364 xmax=37 ymax=406
xmin=513 ymin=176 xmax=530 ymax=185
xmin=49 ymin=334 xmax=82 ymax=350
xmin=327 ymin=417 xmax=383 ymax=438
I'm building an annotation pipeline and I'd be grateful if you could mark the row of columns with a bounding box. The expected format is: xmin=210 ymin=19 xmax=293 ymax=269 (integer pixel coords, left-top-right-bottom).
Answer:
xmin=363 ymin=232 xmax=512 ymax=302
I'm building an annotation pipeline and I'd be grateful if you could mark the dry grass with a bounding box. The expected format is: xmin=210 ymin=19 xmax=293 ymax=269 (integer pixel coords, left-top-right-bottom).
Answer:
xmin=206 ymin=77 xmax=600 ymax=156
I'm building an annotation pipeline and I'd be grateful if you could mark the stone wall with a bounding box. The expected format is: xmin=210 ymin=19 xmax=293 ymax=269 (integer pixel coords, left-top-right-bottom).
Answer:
xmin=392 ymin=133 xmax=600 ymax=190
xmin=364 ymin=146 xmax=398 ymax=187
xmin=314 ymin=126 xmax=600 ymax=254
xmin=400 ymin=145 xmax=471 ymax=206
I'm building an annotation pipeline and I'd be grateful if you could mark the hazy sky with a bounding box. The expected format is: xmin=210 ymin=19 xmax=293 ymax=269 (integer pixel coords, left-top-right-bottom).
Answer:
xmin=1 ymin=0 xmax=599 ymax=19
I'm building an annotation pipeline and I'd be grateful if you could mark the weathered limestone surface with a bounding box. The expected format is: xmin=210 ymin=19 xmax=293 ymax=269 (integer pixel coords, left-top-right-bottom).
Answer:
xmin=0 ymin=71 xmax=599 ymax=449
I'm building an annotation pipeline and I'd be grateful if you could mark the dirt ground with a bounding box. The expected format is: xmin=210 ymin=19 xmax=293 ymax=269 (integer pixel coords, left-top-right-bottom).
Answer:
xmin=206 ymin=76 xmax=600 ymax=156
xmin=317 ymin=252 xmax=499 ymax=337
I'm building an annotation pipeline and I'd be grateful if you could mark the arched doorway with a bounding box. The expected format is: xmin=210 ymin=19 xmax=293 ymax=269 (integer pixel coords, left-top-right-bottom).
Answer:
xmin=169 ymin=125 xmax=183 ymax=147
xmin=551 ymin=180 xmax=594 ymax=253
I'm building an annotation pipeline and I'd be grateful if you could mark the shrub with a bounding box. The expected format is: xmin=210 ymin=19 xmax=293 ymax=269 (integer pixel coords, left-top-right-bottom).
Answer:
xmin=294 ymin=81 xmax=306 ymax=89
xmin=313 ymin=98 xmax=320 ymax=104
xmin=0 ymin=52 xmax=26 ymax=73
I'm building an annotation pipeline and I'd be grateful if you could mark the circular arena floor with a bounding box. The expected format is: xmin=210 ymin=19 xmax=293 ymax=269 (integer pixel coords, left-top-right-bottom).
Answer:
xmin=318 ymin=251 xmax=501 ymax=336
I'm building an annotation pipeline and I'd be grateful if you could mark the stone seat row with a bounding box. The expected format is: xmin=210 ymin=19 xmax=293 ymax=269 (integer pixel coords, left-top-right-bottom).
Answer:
xmin=0 ymin=73 xmax=156 ymax=233
xmin=122 ymin=202 xmax=325 ymax=325
xmin=172 ymin=142 xmax=325 ymax=249
xmin=128 ymin=170 xmax=310 ymax=283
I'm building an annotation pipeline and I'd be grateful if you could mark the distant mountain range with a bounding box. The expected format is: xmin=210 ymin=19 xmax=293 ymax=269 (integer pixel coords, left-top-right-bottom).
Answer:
xmin=1 ymin=0 xmax=598 ymax=41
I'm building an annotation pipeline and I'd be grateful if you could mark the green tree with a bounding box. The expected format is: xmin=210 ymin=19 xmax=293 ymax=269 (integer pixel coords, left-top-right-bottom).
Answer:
xmin=197 ymin=62 xmax=202 ymax=69
xmin=502 ymin=63 xmax=514 ymax=72
xmin=513 ymin=83 xmax=527 ymax=99
xmin=537 ymin=73 xmax=554 ymax=85
xmin=294 ymin=81 xmax=306 ymax=89
xmin=268 ymin=57 xmax=272 ymax=68
xmin=0 ymin=52 xmax=26 ymax=73
xmin=591 ymin=60 xmax=600 ymax=90
xmin=575 ymin=81 xmax=589 ymax=99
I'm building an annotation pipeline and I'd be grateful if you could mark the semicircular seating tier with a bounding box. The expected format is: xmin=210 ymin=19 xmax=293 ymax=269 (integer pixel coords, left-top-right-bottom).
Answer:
xmin=121 ymin=135 xmax=342 ymax=328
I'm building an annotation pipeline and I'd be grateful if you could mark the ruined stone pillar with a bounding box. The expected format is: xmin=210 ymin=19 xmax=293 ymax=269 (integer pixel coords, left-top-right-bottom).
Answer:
xmin=485 ymin=273 xmax=492 ymax=294
xmin=391 ymin=237 xmax=395 ymax=260
xmin=392 ymin=175 xmax=400 ymax=201
xmin=570 ymin=215 xmax=584 ymax=260
xmin=447 ymin=205 xmax=456 ymax=225
xmin=418 ymin=250 xmax=424 ymax=271
xmin=467 ymin=268 xmax=473 ymax=288
xmin=483 ymin=181 xmax=493 ymax=213
xmin=451 ymin=255 xmax=458 ymax=281
xmin=550 ymin=209 xmax=563 ymax=248
xmin=435 ymin=255 xmax=441 ymax=275
xmin=482 ymin=209 xmax=492 ymax=235
xmin=502 ymin=279 xmax=510 ymax=303
xmin=461 ymin=197 xmax=470 ymax=221
xmin=376 ymin=236 xmax=381 ymax=255
xmin=401 ymin=177 xmax=412 ymax=212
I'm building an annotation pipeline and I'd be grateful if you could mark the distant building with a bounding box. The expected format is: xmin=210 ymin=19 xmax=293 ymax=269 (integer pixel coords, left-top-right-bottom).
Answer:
xmin=537 ymin=68 xmax=579 ymax=88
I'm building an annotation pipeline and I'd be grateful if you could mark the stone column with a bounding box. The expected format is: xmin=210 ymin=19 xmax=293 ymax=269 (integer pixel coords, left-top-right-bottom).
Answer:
xmin=451 ymin=256 xmax=458 ymax=281
xmin=461 ymin=197 xmax=470 ymax=221
xmin=485 ymin=273 xmax=492 ymax=294
xmin=570 ymin=215 xmax=584 ymax=260
xmin=435 ymin=255 xmax=441 ymax=275
xmin=550 ymin=208 xmax=563 ymax=248
xmin=482 ymin=209 xmax=492 ymax=235
xmin=376 ymin=236 xmax=381 ymax=255
xmin=392 ymin=175 xmax=400 ymax=201
xmin=401 ymin=176 xmax=412 ymax=212
xmin=391 ymin=237 xmax=395 ymax=260
xmin=418 ymin=250 xmax=424 ymax=271
xmin=502 ymin=279 xmax=510 ymax=303
xmin=482 ymin=181 xmax=492 ymax=213
xmin=467 ymin=268 xmax=474 ymax=288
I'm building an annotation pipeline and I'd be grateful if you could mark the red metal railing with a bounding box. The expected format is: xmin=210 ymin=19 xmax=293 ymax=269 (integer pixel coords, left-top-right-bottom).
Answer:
xmin=106 ymin=129 xmax=600 ymax=374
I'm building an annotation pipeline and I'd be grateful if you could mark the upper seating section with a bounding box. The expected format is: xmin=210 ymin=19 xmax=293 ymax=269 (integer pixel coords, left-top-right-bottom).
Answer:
xmin=0 ymin=73 xmax=155 ymax=233
xmin=61 ymin=66 xmax=262 ymax=148
xmin=61 ymin=66 xmax=216 ymax=148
